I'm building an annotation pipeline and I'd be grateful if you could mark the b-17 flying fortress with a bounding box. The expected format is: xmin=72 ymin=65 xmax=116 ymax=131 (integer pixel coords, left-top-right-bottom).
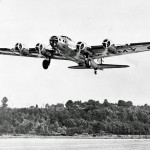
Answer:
xmin=0 ymin=35 xmax=150 ymax=74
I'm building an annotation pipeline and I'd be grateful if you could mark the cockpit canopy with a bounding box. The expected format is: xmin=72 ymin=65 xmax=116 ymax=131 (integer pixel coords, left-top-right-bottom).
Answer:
xmin=60 ymin=36 xmax=72 ymax=41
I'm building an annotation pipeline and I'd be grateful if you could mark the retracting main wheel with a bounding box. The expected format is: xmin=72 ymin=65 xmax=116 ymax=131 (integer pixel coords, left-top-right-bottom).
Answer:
xmin=85 ymin=58 xmax=91 ymax=68
xmin=42 ymin=59 xmax=51 ymax=69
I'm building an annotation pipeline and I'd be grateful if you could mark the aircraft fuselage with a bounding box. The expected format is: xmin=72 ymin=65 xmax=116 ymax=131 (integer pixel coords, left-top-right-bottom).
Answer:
xmin=50 ymin=35 xmax=85 ymax=64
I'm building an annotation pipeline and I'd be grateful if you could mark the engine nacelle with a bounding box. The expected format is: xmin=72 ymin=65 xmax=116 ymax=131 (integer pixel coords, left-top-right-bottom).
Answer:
xmin=102 ymin=39 xmax=111 ymax=48
xmin=35 ymin=43 xmax=47 ymax=54
xmin=35 ymin=43 xmax=53 ymax=58
xmin=76 ymin=41 xmax=87 ymax=51
xmin=102 ymin=39 xmax=117 ymax=54
xmin=14 ymin=43 xmax=29 ymax=56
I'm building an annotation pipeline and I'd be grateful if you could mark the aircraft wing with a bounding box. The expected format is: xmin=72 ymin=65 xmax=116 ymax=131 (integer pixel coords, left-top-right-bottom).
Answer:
xmin=88 ymin=42 xmax=150 ymax=59
xmin=0 ymin=47 xmax=67 ymax=60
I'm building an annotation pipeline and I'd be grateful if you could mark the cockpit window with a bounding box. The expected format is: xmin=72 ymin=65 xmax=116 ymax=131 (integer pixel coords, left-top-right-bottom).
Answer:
xmin=61 ymin=36 xmax=72 ymax=41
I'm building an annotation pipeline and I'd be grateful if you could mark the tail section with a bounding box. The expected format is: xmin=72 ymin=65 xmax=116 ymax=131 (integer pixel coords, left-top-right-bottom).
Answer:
xmin=98 ymin=64 xmax=129 ymax=69
xmin=68 ymin=64 xmax=129 ymax=69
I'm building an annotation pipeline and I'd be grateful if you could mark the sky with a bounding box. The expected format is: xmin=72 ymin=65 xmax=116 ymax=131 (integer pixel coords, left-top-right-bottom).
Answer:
xmin=0 ymin=0 xmax=150 ymax=107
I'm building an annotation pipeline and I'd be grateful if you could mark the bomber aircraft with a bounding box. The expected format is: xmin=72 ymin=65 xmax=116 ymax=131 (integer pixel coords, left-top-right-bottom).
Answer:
xmin=0 ymin=35 xmax=150 ymax=74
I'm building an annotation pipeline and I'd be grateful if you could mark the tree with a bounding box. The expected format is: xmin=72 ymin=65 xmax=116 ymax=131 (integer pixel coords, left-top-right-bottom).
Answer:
xmin=1 ymin=97 xmax=8 ymax=108
xmin=45 ymin=103 xmax=50 ymax=109
xmin=64 ymin=118 xmax=77 ymax=127
xmin=103 ymin=99 xmax=110 ymax=107
xmin=65 ymin=100 xmax=74 ymax=108
xmin=126 ymin=101 xmax=133 ymax=107
xmin=118 ymin=100 xmax=127 ymax=107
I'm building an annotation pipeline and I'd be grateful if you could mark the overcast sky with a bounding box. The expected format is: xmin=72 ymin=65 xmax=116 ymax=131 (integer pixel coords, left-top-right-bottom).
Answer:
xmin=0 ymin=0 xmax=150 ymax=107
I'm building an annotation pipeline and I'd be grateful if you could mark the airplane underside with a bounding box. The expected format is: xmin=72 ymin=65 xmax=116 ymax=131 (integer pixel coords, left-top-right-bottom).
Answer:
xmin=44 ymin=36 xmax=131 ymax=75
xmin=41 ymin=54 xmax=129 ymax=74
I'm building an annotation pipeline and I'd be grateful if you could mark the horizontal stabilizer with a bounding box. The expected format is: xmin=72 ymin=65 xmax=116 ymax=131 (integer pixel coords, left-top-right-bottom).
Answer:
xmin=68 ymin=66 xmax=91 ymax=69
xmin=98 ymin=64 xmax=129 ymax=69
xmin=68 ymin=64 xmax=129 ymax=69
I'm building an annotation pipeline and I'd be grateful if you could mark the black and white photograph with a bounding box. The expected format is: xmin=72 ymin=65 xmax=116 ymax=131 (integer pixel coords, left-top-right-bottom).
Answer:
xmin=0 ymin=0 xmax=150 ymax=149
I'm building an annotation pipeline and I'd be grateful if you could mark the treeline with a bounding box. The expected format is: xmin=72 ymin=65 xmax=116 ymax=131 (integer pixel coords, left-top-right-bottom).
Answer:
xmin=0 ymin=97 xmax=150 ymax=136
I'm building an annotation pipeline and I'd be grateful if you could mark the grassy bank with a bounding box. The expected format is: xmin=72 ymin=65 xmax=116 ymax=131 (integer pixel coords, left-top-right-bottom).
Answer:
xmin=0 ymin=134 xmax=150 ymax=139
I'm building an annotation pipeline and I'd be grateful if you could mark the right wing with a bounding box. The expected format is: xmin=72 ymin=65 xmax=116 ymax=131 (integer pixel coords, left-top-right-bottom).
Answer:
xmin=87 ymin=41 xmax=150 ymax=59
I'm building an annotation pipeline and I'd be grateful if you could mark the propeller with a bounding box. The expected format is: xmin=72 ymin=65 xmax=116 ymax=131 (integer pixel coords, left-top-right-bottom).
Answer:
xmin=15 ymin=43 xmax=23 ymax=51
xmin=102 ymin=39 xmax=111 ymax=56
xmin=49 ymin=36 xmax=58 ymax=47
xmin=76 ymin=41 xmax=85 ymax=51
xmin=35 ymin=43 xmax=44 ymax=54
xmin=102 ymin=39 xmax=111 ymax=48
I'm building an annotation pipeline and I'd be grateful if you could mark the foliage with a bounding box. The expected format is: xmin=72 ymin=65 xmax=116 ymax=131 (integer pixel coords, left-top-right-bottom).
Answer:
xmin=0 ymin=98 xmax=150 ymax=136
xmin=1 ymin=97 xmax=8 ymax=108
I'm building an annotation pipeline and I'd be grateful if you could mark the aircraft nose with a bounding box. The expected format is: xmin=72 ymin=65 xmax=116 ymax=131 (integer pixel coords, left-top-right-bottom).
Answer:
xmin=49 ymin=36 xmax=58 ymax=47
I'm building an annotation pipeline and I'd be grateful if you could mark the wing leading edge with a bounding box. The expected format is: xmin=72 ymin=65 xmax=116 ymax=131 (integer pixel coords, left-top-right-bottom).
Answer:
xmin=0 ymin=47 xmax=67 ymax=60
xmin=88 ymin=42 xmax=150 ymax=59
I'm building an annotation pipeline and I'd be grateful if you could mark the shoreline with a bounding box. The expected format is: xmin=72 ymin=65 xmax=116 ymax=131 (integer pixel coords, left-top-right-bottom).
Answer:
xmin=0 ymin=134 xmax=150 ymax=139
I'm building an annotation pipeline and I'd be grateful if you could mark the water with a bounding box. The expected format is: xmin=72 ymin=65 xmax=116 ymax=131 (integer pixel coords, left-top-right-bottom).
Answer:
xmin=0 ymin=138 xmax=149 ymax=150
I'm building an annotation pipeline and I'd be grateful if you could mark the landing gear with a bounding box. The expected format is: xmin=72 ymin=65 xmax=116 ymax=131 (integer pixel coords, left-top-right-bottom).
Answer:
xmin=98 ymin=58 xmax=104 ymax=64
xmin=94 ymin=69 xmax=97 ymax=75
xmin=93 ymin=58 xmax=104 ymax=75
xmin=85 ymin=58 xmax=91 ymax=68
xmin=42 ymin=59 xmax=51 ymax=69
xmin=83 ymin=54 xmax=104 ymax=75
xmin=85 ymin=57 xmax=97 ymax=74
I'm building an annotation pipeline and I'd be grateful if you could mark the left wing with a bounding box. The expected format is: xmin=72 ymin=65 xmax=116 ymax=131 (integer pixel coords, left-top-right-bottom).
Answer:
xmin=87 ymin=40 xmax=150 ymax=59
xmin=0 ymin=48 xmax=43 ymax=58
xmin=0 ymin=43 xmax=67 ymax=60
